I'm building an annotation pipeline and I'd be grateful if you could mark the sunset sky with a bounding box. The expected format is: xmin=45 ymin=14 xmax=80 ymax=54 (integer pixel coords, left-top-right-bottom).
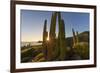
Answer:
xmin=21 ymin=10 xmax=89 ymax=42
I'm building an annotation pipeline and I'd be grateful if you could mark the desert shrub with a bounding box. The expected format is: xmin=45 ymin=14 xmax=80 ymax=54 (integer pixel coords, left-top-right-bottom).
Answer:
xmin=32 ymin=53 xmax=45 ymax=62
xmin=38 ymin=57 xmax=46 ymax=62
xmin=21 ymin=57 xmax=32 ymax=62
xmin=74 ymin=42 xmax=89 ymax=59
xmin=21 ymin=48 xmax=41 ymax=62
xmin=21 ymin=48 xmax=33 ymax=59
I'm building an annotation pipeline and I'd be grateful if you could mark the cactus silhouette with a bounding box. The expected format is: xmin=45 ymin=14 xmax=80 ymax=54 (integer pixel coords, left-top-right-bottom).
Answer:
xmin=43 ymin=12 xmax=67 ymax=61
xmin=42 ymin=20 xmax=48 ymax=59
xmin=58 ymin=12 xmax=66 ymax=60
xmin=72 ymin=28 xmax=79 ymax=48
xmin=76 ymin=31 xmax=79 ymax=44
xmin=43 ymin=20 xmax=48 ymax=43
xmin=47 ymin=12 xmax=57 ymax=60
xmin=72 ymin=28 xmax=76 ymax=48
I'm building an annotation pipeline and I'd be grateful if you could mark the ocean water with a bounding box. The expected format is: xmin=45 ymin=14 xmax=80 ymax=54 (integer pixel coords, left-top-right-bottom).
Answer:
xmin=21 ymin=42 xmax=42 ymax=47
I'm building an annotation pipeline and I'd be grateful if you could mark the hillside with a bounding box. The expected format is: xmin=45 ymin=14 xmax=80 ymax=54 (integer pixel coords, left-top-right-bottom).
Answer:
xmin=66 ymin=31 xmax=89 ymax=47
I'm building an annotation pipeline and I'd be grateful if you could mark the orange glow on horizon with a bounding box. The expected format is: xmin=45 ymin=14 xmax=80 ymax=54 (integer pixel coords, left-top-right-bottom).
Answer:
xmin=22 ymin=35 xmax=43 ymax=42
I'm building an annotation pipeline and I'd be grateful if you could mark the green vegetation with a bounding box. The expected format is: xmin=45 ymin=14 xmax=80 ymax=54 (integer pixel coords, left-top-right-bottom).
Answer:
xmin=21 ymin=45 xmax=43 ymax=62
xmin=74 ymin=42 xmax=89 ymax=59
xmin=32 ymin=53 xmax=45 ymax=62
xmin=58 ymin=12 xmax=66 ymax=60
xmin=47 ymin=12 xmax=57 ymax=60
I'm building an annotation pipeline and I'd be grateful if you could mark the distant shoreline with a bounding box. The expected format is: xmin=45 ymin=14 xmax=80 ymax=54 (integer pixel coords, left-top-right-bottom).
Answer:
xmin=21 ymin=42 xmax=42 ymax=47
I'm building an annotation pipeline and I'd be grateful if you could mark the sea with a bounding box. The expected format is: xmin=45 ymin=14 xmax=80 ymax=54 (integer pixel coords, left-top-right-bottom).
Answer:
xmin=21 ymin=42 xmax=42 ymax=47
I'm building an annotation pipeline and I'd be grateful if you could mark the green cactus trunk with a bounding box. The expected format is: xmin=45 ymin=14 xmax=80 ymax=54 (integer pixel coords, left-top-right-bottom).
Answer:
xmin=72 ymin=28 xmax=76 ymax=48
xmin=47 ymin=12 xmax=57 ymax=60
xmin=72 ymin=28 xmax=79 ymax=48
xmin=42 ymin=20 xmax=48 ymax=59
xmin=76 ymin=31 xmax=79 ymax=44
xmin=58 ymin=12 xmax=66 ymax=60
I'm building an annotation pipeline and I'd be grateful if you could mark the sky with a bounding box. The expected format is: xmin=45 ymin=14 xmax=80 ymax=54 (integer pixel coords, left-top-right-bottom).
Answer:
xmin=21 ymin=10 xmax=89 ymax=42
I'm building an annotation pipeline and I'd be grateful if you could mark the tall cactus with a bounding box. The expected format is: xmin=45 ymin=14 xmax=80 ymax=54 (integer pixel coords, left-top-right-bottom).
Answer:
xmin=47 ymin=12 xmax=57 ymax=60
xmin=72 ymin=28 xmax=76 ymax=48
xmin=58 ymin=12 xmax=66 ymax=60
xmin=43 ymin=20 xmax=48 ymax=42
xmin=72 ymin=28 xmax=79 ymax=48
xmin=42 ymin=20 xmax=48 ymax=59
xmin=76 ymin=31 xmax=79 ymax=44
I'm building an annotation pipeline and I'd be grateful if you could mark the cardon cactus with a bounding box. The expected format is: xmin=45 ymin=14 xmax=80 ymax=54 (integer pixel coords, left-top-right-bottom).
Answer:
xmin=47 ymin=12 xmax=57 ymax=60
xmin=58 ymin=12 xmax=66 ymax=60
xmin=42 ymin=19 xmax=48 ymax=59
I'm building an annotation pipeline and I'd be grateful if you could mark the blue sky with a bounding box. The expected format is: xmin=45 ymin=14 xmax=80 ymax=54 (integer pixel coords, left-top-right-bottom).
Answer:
xmin=21 ymin=10 xmax=89 ymax=42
